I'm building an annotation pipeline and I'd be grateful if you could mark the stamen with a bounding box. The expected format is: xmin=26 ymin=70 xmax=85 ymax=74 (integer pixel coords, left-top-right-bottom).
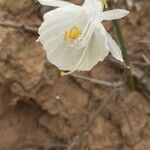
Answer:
xmin=103 ymin=0 xmax=108 ymax=9
xmin=64 ymin=31 xmax=68 ymax=40
xmin=100 ymin=0 xmax=108 ymax=9
xmin=64 ymin=26 xmax=81 ymax=41
xmin=64 ymin=21 xmax=92 ymax=50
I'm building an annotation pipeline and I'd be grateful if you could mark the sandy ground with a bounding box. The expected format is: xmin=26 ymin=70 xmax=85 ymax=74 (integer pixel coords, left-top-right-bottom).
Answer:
xmin=0 ymin=0 xmax=149 ymax=150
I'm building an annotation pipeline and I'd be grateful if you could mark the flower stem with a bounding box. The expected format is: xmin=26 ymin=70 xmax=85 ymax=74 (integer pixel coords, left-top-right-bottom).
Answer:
xmin=113 ymin=20 xmax=136 ymax=90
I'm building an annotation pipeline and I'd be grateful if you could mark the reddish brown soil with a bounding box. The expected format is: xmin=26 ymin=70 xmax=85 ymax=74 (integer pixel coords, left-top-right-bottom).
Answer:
xmin=0 ymin=0 xmax=149 ymax=150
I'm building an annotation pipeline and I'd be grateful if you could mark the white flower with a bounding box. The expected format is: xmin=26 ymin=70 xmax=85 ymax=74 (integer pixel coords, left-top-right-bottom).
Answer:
xmin=37 ymin=0 xmax=129 ymax=74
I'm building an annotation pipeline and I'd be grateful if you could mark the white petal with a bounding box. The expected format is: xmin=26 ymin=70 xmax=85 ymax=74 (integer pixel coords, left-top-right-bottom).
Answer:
xmin=99 ymin=9 xmax=129 ymax=21
xmin=38 ymin=0 xmax=75 ymax=7
xmin=83 ymin=0 xmax=104 ymax=17
xmin=105 ymin=31 xmax=124 ymax=62
xmin=79 ymin=23 xmax=109 ymax=71
xmin=42 ymin=6 xmax=81 ymax=21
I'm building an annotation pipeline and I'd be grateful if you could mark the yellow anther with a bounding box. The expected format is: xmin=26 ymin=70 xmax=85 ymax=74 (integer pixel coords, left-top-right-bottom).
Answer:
xmin=60 ymin=71 xmax=65 ymax=76
xmin=103 ymin=0 xmax=108 ymax=9
xmin=64 ymin=26 xmax=81 ymax=41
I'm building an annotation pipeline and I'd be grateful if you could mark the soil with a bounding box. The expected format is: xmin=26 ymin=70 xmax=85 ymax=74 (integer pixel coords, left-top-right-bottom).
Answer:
xmin=0 ymin=0 xmax=149 ymax=150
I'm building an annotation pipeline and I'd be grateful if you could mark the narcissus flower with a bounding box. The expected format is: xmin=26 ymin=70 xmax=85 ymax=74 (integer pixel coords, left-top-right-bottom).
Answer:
xmin=37 ymin=0 xmax=129 ymax=74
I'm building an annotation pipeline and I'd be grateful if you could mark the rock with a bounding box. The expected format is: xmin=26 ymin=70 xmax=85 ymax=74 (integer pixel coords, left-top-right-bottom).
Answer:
xmin=0 ymin=0 xmax=34 ymax=14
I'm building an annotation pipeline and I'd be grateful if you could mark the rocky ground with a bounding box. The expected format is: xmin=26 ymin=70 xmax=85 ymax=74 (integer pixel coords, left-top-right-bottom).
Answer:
xmin=0 ymin=0 xmax=149 ymax=150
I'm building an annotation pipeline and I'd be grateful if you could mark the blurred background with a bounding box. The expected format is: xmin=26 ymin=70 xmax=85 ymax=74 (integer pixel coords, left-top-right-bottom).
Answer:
xmin=0 ymin=0 xmax=149 ymax=150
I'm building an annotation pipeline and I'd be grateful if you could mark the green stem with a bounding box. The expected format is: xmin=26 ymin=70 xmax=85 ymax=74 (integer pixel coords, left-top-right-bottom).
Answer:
xmin=113 ymin=20 xmax=136 ymax=90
